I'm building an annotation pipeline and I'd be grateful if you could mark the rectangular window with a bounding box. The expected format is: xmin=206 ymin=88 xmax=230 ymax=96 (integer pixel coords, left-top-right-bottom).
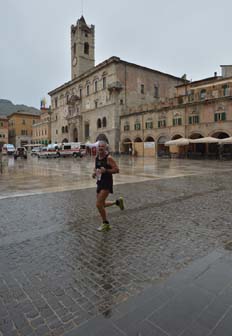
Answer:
xmin=189 ymin=115 xmax=199 ymax=124
xmin=94 ymin=81 xmax=98 ymax=93
xmin=215 ymin=112 xmax=226 ymax=121
xmin=55 ymin=97 xmax=58 ymax=108
xmin=173 ymin=118 xmax=182 ymax=126
xmin=158 ymin=120 xmax=166 ymax=128
xmin=95 ymin=101 xmax=98 ymax=108
xmin=141 ymin=84 xmax=144 ymax=94
xmin=79 ymin=88 xmax=82 ymax=98
xmin=134 ymin=123 xmax=141 ymax=130
xmin=145 ymin=121 xmax=153 ymax=129
xmin=22 ymin=119 xmax=26 ymax=125
xmin=124 ymin=124 xmax=130 ymax=131
xmin=222 ymin=85 xmax=229 ymax=96
xmin=103 ymin=77 xmax=106 ymax=89
xmin=85 ymin=123 xmax=90 ymax=138
xmin=154 ymin=86 xmax=159 ymax=98
xmin=87 ymin=85 xmax=90 ymax=96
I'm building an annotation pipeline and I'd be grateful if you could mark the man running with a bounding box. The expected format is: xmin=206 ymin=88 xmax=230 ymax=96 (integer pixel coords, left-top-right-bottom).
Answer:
xmin=92 ymin=141 xmax=124 ymax=231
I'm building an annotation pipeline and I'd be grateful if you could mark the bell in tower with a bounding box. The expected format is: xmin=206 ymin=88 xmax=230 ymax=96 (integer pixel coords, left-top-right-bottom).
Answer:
xmin=71 ymin=16 xmax=95 ymax=79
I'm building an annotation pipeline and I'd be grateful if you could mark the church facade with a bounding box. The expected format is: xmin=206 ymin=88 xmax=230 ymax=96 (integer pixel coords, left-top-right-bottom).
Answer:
xmin=48 ymin=16 xmax=185 ymax=153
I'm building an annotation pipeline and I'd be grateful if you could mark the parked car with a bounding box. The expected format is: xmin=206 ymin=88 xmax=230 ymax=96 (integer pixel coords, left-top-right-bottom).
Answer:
xmin=31 ymin=147 xmax=41 ymax=156
xmin=2 ymin=144 xmax=15 ymax=155
xmin=14 ymin=147 xmax=27 ymax=159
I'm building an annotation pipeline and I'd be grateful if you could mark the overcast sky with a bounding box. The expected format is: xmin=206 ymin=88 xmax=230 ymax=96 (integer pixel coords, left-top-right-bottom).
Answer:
xmin=1 ymin=0 xmax=232 ymax=108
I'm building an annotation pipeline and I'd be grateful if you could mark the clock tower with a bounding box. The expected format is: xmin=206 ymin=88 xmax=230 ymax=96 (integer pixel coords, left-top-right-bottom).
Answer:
xmin=71 ymin=16 xmax=95 ymax=79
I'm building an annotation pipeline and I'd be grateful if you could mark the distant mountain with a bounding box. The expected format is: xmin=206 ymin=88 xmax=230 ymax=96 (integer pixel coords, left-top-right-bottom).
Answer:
xmin=0 ymin=99 xmax=40 ymax=117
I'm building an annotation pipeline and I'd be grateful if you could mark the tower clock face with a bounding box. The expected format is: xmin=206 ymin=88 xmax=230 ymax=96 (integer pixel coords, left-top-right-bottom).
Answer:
xmin=72 ymin=57 xmax=77 ymax=66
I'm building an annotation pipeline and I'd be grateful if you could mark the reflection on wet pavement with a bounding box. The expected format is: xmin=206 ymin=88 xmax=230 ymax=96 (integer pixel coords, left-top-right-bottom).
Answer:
xmin=1 ymin=155 xmax=232 ymax=199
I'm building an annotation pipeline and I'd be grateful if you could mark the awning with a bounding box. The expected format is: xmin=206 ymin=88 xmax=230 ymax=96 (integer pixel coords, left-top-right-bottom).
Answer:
xmin=219 ymin=137 xmax=232 ymax=144
xmin=165 ymin=138 xmax=190 ymax=146
xmin=189 ymin=137 xmax=219 ymax=144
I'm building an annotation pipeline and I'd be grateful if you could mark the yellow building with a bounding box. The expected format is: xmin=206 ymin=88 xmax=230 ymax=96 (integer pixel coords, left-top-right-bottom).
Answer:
xmin=120 ymin=66 xmax=232 ymax=157
xmin=8 ymin=111 xmax=40 ymax=147
xmin=32 ymin=107 xmax=52 ymax=146
xmin=0 ymin=116 xmax=8 ymax=149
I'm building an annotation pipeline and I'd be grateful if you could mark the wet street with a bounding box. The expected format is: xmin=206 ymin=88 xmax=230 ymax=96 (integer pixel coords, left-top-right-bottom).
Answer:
xmin=1 ymin=155 xmax=232 ymax=335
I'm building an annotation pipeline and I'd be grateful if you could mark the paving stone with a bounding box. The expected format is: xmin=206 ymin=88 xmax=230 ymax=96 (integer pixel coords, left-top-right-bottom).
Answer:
xmin=2 ymin=164 xmax=232 ymax=335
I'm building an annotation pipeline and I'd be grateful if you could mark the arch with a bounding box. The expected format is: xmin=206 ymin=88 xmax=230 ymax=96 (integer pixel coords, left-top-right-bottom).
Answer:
xmin=84 ymin=42 xmax=89 ymax=55
xmin=134 ymin=137 xmax=142 ymax=142
xmin=122 ymin=137 xmax=132 ymax=154
xmin=189 ymin=132 xmax=203 ymax=139
xmin=171 ymin=134 xmax=183 ymax=140
xmin=102 ymin=117 xmax=107 ymax=127
xmin=157 ymin=135 xmax=169 ymax=156
xmin=97 ymin=118 xmax=101 ymax=128
xmin=73 ymin=128 xmax=78 ymax=142
xmin=210 ymin=131 xmax=230 ymax=139
xmin=96 ymin=134 xmax=109 ymax=143
xmin=62 ymin=138 xmax=68 ymax=143
xmin=145 ymin=136 xmax=154 ymax=142
xmin=157 ymin=135 xmax=168 ymax=144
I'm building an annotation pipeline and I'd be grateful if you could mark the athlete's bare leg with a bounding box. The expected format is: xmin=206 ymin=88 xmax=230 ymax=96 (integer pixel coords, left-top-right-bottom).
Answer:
xmin=96 ymin=190 xmax=110 ymax=222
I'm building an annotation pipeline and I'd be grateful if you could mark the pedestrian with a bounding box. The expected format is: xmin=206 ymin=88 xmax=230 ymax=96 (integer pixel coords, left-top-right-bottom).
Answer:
xmin=92 ymin=141 xmax=124 ymax=231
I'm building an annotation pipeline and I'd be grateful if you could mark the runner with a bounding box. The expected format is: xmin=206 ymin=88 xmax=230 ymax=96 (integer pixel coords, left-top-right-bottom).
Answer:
xmin=92 ymin=141 xmax=124 ymax=231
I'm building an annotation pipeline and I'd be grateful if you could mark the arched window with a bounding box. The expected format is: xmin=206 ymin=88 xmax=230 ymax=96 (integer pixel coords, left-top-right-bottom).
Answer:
xmin=84 ymin=42 xmax=89 ymax=55
xmin=65 ymin=126 xmax=68 ymax=133
xmin=102 ymin=117 xmax=107 ymax=127
xmin=97 ymin=118 xmax=101 ymax=128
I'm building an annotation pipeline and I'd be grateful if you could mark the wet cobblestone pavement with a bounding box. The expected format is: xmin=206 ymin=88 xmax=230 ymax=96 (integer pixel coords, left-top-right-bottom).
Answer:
xmin=1 ymin=157 xmax=232 ymax=335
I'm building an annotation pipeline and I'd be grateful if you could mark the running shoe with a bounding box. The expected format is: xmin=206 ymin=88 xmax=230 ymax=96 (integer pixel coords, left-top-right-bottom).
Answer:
xmin=97 ymin=223 xmax=111 ymax=232
xmin=117 ymin=197 xmax=124 ymax=210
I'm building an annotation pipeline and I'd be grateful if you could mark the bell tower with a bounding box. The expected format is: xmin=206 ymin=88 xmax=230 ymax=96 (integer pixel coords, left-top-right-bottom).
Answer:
xmin=71 ymin=16 xmax=95 ymax=79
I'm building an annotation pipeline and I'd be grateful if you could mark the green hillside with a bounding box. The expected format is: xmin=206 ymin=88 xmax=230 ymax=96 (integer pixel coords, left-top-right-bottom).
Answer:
xmin=0 ymin=99 xmax=40 ymax=116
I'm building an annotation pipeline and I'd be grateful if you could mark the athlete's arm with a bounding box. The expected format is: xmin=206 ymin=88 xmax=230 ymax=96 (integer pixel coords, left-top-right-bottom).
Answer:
xmin=103 ymin=156 xmax=119 ymax=174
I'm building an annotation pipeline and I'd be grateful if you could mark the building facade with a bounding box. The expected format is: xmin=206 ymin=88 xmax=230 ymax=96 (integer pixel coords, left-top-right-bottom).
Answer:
xmin=120 ymin=66 xmax=232 ymax=156
xmin=0 ymin=116 xmax=8 ymax=148
xmin=48 ymin=16 xmax=185 ymax=152
xmin=8 ymin=111 xmax=40 ymax=147
xmin=32 ymin=107 xmax=52 ymax=145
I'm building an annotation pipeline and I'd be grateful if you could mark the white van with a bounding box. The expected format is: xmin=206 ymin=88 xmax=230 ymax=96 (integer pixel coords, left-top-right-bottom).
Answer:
xmin=2 ymin=144 xmax=16 ymax=155
xmin=57 ymin=142 xmax=85 ymax=158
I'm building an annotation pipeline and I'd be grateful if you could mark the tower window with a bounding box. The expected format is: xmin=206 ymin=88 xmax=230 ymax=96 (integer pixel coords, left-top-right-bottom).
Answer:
xmin=97 ymin=118 xmax=101 ymax=128
xmin=84 ymin=42 xmax=89 ymax=55
xmin=73 ymin=43 xmax=76 ymax=55
xmin=102 ymin=117 xmax=107 ymax=127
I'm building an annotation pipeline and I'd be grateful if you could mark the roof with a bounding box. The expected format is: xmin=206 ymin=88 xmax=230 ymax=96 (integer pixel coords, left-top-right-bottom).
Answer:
xmin=48 ymin=56 xmax=186 ymax=96
xmin=176 ymin=76 xmax=222 ymax=88
xmin=8 ymin=110 xmax=41 ymax=118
